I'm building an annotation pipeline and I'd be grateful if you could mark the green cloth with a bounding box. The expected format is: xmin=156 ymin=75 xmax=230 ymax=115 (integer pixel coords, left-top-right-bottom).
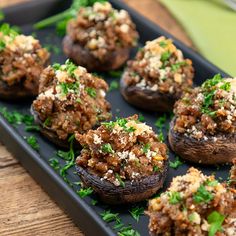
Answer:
xmin=160 ymin=0 xmax=236 ymax=76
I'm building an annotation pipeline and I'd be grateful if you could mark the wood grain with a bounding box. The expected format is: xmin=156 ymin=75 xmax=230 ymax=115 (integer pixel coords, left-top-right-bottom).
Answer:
xmin=0 ymin=0 xmax=193 ymax=235
xmin=0 ymin=164 xmax=82 ymax=236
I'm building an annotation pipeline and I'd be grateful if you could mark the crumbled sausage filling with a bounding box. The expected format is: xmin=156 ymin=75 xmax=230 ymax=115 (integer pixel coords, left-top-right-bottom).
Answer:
xmin=76 ymin=115 xmax=167 ymax=186
xmin=32 ymin=60 xmax=111 ymax=140
xmin=0 ymin=24 xmax=49 ymax=90
xmin=174 ymin=74 xmax=236 ymax=140
xmin=123 ymin=36 xmax=194 ymax=95
xmin=67 ymin=2 xmax=138 ymax=61
xmin=147 ymin=168 xmax=236 ymax=236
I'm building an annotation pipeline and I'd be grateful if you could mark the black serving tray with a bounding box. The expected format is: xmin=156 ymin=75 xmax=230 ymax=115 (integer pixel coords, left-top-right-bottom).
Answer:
xmin=0 ymin=1 xmax=231 ymax=235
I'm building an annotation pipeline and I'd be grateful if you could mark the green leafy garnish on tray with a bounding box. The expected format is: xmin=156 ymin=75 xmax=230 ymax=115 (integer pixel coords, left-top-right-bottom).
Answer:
xmin=77 ymin=187 xmax=93 ymax=198
xmin=129 ymin=206 xmax=144 ymax=222
xmin=169 ymin=156 xmax=183 ymax=169
xmin=34 ymin=0 xmax=107 ymax=35
xmin=26 ymin=135 xmax=39 ymax=151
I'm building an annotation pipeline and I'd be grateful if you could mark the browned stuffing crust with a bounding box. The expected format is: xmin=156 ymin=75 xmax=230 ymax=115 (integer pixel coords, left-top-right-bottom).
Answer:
xmin=147 ymin=168 xmax=236 ymax=236
xmin=173 ymin=75 xmax=236 ymax=140
xmin=32 ymin=60 xmax=111 ymax=141
xmin=122 ymin=36 xmax=194 ymax=97
xmin=76 ymin=114 xmax=167 ymax=186
xmin=0 ymin=26 xmax=49 ymax=95
xmin=65 ymin=2 xmax=138 ymax=62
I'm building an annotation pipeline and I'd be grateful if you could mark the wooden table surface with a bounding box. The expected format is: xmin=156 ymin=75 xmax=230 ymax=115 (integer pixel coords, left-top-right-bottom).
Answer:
xmin=0 ymin=1 xmax=193 ymax=235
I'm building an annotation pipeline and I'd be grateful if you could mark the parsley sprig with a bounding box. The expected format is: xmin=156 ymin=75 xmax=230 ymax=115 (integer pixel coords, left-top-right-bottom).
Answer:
xmin=58 ymin=134 xmax=76 ymax=181
xmin=129 ymin=206 xmax=144 ymax=222
xmin=201 ymin=74 xmax=231 ymax=116
xmin=168 ymin=191 xmax=182 ymax=204
xmin=193 ymin=184 xmax=213 ymax=204
xmin=207 ymin=211 xmax=225 ymax=236
xmin=34 ymin=0 xmax=107 ymax=35
xmin=169 ymin=156 xmax=183 ymax=169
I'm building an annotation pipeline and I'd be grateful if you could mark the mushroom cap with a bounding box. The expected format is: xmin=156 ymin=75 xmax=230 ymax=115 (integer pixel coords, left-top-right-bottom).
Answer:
xmin=120 ymin=72 xmax=177 ymax=112
xmin=62 ymin=35 xmax=130 ymax=72
xmin=31 ymin=106 xmax=80 ymax=149
xmin=76 ymin=160 xmax=168 ymax=204
xmin=0 ymin=79 xmax=38 ymax=100
xmin=168 ymin=118 xmax=236 ymax=165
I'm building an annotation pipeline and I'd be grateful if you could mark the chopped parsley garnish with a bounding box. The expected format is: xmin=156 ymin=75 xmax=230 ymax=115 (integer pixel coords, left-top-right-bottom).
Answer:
xmin=0 ymin=23 xmax=18 ymax=51
xmin=193 ymin=184 xmax=213 ymax=203
xmin=35 ymin=1 xmax=108 ymax=35
xmin=109 ymin=80 xmax=119 ymax=91
xmin=108 ymin=70 xmax=123 ymax=78
xmin=168 ymin=191 xmax=182 ymax=204
xmin=26 ymin=136 xmax=39 ymax=151
xmin=100 ymin=210 xmax=120 ymax=223
xmin=161 ymin=51 xmax=171 ymax=62
xmin=155 ymin=114 xmax=167 ymax=129
xmin=77 ymin=187 xmax=93 ymax=198
xmin=49 ymin=158 xmax=60 ymax=170
xmin=0 ymin=23 xmax=18 ymax=37
xmin=115 ymin=173 xmax=125 ymax=187
xmin=129 ymin=206 xmax=144 ymax=222
xmin=159 ymin=41 xmax=167 ymax=48
xmin=25 ymin=125 xmax=40 ymax=132
xmin=153 ymin=166 xmax=159 ymax=172
xmin=169 ymin=156 xmax=183 ymax=169
xmin=103 ymin=118 xmax=136 ymax=133
xmin=91 ymin=199 xmax=98 ymax=206
xmin=207 ymin=211 xmax=225 ymax=236
xmin=205 ymin=179 xmax=219 ymax=187
xmin=171 ymin=61 xmax=187 ymax=72
xmin=138 ymin=113 xmax=145 ymax=122
xmin=43 ymin=117 xmax=52 ymax=127
xmin=113 ymin=222 xmax=124 ymax=230
xmin=101 ymin=120 xmax=116 ymax=130
xmin=86 ymin=87 xmax=97 ymax=98
xmin=158 ymin=131 xmax=164 ymax=142
xmin=101 ymin=143 xmax=114 ymax=154
xmin=201 ymin=74 xmax=231 ymax=116
xmin=0 ymin=107 xmax=33 ymax=125
xmin=118 ymin=226 xmax=140 ymax=236
xmin=57 ymin=149 xmax=73 ymax=161
xmin=59 ymin=134 xmax=76 ymax=182
xmin=52 ymin=60 xmax=78 ymax=78
xmin=142 ymin=143 xmax=150 ymax=154
xmin=59 ymin=81 xmax=80 ymax=95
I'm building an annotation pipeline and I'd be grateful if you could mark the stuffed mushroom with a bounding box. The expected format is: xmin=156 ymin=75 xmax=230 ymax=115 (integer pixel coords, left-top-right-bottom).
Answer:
xmin=63 ymin=2 xmax=139 ymax=72
xmin=169 ymin=74 xmax=236 ymax=164
xmin=147 ymin=167 xmax=236 ymax=236
xmin=120 ymin=36 xmax=194 ymax=112
xmin=0 ymin=23 xmax=49 ymax=100
xmin=75 ymin=115 xmax=168 ymax=204
xmin=31 ymin=60 xmax=111 ymax=148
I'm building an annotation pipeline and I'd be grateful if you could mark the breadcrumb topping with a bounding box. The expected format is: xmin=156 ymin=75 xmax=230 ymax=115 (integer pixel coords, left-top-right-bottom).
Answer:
xmin=32 ymin=60 xmax=111 ymax=140
xmin=67 ymin=2 xmax=138 ymax=61
xmin=76 ymin=115 xmax=167 ymax=186
xmin=174 ymin=74 xmax=236 ymax=139
xmin=0 ymin=24 xmax=49 ymax=90
xmin=147 ymin=168 xmax=236 ymax=235
xmin=123 ymin=36 xmax=194 ymax=95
